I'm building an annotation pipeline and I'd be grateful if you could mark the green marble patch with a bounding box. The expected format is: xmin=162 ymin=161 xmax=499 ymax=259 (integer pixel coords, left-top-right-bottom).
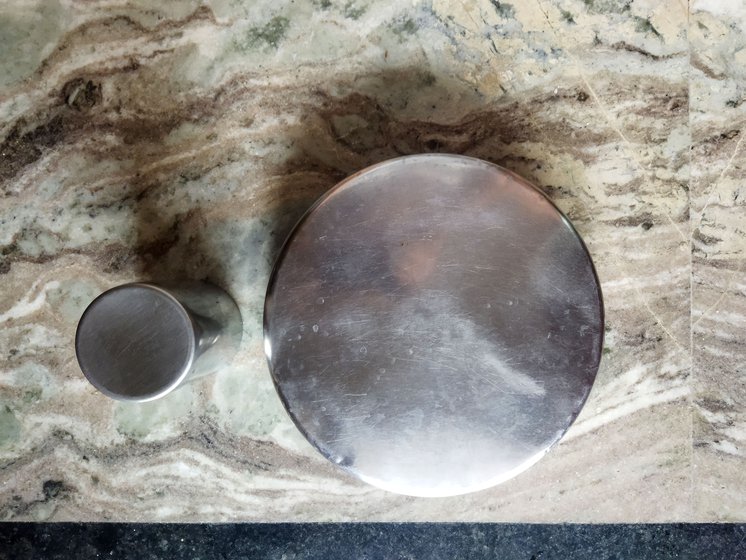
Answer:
xmin=0 ymin=0 xmax=66 ymax=88
xmin=114 ymin=388 xmax=195 ymax=440
xmin=391 ymin=17 xmax=418 ymax=41
xmin=10 ymin=362 xmax=54 ymax=405
xmin=490 ymin=1 xmax=515 ymax=19
xmin=0 ymin=405 xmax=21 ymax=448
xmin=634 ymin=16 xmax=662 ymax=39
xmin=581 ymin=0 xmax=632 ymax=14
xmin=560 ymin=9 xmax=575 ymax=24
xmin=236 ymin=16 xmax=290 ymax=51
xmin=47 ymin=279 xmax=100 ymax=324
xmin=210 ymin=369 xmax=284 ymax=437
xmin=343 ymin=2 xmax=366 ymax=20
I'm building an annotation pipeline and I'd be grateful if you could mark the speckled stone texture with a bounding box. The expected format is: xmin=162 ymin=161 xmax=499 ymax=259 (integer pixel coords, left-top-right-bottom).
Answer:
xmin=2 ymin=523 xmax=746 ymax=560
xmin=0 ymin=0 xmax=740 ymax=521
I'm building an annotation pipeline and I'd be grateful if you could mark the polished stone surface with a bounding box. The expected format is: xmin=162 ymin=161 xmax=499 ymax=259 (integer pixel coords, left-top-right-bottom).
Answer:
xmin=0 ymin=0 xmax=740 ymax=521
xmin=690 ymin=0 xmax=746 ymax=522
xmin=2 ymin=523 xmax=746 ymax=559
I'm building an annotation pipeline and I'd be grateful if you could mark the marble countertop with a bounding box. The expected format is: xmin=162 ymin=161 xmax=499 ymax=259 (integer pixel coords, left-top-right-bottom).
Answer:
xmin=0 ymin=0 xmax=743 ymax=522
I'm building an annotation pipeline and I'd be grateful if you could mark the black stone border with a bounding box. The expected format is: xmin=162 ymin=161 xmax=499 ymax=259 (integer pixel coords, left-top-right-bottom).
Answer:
xmin=1 ymin=523 xmax=744 ymax=559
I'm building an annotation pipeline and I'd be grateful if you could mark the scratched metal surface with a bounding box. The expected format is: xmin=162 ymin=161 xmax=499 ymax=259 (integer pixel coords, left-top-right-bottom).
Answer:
xmin=75 ymin=282 xmax=243 ymax=402
xmin=264 ymin=155 xmax=604 ymax=497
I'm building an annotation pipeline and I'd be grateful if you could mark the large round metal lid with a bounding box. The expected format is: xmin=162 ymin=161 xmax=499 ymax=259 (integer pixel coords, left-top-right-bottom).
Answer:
xmin=264 ymin=154 xmax=603 ymax=497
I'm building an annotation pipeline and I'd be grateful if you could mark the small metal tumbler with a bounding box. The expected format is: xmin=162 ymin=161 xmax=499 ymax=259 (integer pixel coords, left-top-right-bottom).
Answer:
xmin=75 ymin=282 xmax=242 ymax=402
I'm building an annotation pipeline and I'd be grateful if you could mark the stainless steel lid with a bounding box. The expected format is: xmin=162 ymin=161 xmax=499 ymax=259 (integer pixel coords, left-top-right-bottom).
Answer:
xmin=264 ymin=154 xmax=604 ymax=497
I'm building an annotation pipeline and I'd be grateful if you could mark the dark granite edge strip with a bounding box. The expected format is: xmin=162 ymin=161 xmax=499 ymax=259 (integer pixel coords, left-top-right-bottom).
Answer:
xmin=1 ymin=523 xmax=745 ymax=560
